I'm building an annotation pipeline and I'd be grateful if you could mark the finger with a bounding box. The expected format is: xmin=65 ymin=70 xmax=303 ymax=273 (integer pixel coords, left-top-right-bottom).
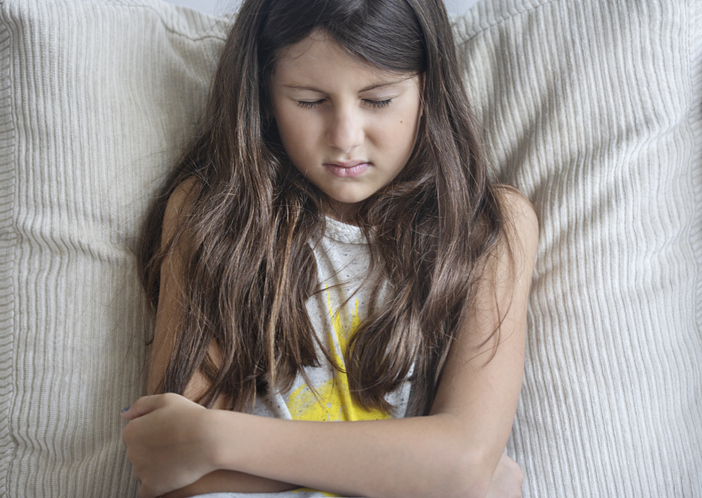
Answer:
xmin=120 ymin=394 xmax=167 ymax=420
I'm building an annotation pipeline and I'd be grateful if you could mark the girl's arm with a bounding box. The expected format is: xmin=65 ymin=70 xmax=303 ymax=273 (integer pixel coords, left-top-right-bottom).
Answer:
xmin=141 ymin=180 xmax=300 ymax=495
xmin=124 ymin=188 xmax=538 ymax=498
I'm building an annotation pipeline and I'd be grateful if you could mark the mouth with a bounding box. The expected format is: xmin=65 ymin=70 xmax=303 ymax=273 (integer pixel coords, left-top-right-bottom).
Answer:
xmin=323 ymin=160 xmax=370 ymax=178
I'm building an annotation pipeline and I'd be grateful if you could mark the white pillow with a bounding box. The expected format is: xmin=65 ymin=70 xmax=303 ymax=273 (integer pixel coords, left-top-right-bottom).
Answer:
xmin=0 ymin=1 xmax=227 ymax=495
xmin=0 ymin=0 xmax=700 ymax=496
xmin=455 ymin=0 xmax=702 ymax=495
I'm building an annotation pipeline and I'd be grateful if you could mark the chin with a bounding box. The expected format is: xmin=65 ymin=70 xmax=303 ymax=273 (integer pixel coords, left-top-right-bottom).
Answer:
xmin=330 ymin=195 xmax=369 ymax=206
xmin=322 ymin=192 xmax=369 ymax=215
xmin=323 ymin=189 xmax=367 ymax=204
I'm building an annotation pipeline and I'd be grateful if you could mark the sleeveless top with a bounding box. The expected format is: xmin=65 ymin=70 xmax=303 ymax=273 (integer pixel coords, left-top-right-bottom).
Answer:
xmin=251 ymin=217 xmax=415 ymax=422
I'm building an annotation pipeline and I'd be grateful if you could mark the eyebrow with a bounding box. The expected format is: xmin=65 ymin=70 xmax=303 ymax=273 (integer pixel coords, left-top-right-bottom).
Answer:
xmin=282 ymin=78 xmax=410 ymax=93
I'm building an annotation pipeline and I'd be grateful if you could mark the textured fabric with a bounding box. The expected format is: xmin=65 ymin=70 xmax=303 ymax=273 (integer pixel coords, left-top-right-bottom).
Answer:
xmin=252 ymin=217 xmax=413 ymax=424
xmin=0 ymin=0 xmax=700 ymax=497
xmin=243 ymin=218 xmax=411 ymax=498
xmin=0 ymin=1 xmax=228 ymax=496
xmin=454 ymin=0 xmax=702 ymax=496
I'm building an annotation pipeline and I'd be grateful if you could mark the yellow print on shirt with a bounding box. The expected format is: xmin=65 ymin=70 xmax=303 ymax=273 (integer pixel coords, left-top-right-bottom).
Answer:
xmin=288 ymin=290 xmax=392 ymax=497
xmin=286 ymin=290 xmax=391 ymax=423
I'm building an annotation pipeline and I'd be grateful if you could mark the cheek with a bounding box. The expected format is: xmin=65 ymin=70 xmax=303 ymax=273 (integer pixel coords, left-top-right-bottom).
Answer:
xmin=280 ymin=106 xmax=323 ymax=135
xmin=274 ymin=109 xmax=313 ymax=160
xmin=273 ymin=106 xmax=296 ymax=143
xmin=389 ymin=118 xmax=420 ymax=173
xmin=385 ymin=112 xmax=420 ymax=156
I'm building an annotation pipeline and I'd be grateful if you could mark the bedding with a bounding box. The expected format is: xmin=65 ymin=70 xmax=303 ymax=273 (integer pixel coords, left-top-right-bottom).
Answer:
xmin=0 ymin=0 xmax=699 ymax=496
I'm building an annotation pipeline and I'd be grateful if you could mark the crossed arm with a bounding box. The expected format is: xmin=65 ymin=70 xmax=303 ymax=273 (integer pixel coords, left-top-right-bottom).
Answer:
xmin=121 ymin=186 xmax=539 ymax=498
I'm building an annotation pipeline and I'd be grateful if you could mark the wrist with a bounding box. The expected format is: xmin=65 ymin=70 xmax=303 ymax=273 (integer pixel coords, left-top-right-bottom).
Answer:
xmin=207 ymin=409 xmax=243 ymax=472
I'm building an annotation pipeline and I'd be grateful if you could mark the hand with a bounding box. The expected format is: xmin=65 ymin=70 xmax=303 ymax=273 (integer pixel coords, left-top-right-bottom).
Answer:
xmin=485 ymin=454 xmax=524 ymax=498
xmin=121 ymin=393 xmax=219 ymax=498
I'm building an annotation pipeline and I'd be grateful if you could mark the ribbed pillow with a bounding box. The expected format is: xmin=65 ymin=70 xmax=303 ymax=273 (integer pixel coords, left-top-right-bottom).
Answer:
xmin=0 ymin=0 xmax=700 ymax=497
xmin=0 ymin=1 xmax=227 ymax=496
xmin=455 ymin=0 xmax=702 ymax=496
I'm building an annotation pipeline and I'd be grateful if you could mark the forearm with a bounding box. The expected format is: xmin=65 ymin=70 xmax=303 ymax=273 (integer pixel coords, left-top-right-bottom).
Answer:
xmin=210 ymin=411 xmax=498 ymax=498
xmin=162 ymin=470 xmax=298 ymax=498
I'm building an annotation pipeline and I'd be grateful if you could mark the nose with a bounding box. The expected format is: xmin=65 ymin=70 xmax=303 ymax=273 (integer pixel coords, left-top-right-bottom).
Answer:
xmin=326 ymin=106 xmax=364 ymax=154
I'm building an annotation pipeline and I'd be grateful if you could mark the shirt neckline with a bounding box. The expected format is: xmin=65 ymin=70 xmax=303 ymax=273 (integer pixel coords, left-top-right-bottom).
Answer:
xmin=323 ymin=216 xmax=366 ymax=245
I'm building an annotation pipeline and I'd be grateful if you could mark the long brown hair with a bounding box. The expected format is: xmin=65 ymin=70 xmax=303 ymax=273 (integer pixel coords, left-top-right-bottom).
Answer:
xmin=139 ymin=0 xmax=507 ymax=415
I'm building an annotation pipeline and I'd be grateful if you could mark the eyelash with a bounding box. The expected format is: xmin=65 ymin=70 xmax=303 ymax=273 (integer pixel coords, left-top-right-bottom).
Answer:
xmin=297 ymin=99 xmax=393 ymax=109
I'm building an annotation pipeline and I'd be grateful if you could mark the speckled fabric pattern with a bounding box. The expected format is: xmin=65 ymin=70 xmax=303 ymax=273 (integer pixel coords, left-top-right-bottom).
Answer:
xmin=252 ymin=217 xmax=413 ymax=424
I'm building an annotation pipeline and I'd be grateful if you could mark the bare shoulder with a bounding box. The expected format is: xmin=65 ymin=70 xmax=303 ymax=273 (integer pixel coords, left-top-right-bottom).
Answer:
xmin=495 ymin=185 xmax=539 ymax=262
xmin=149 ymin=176 xmax=203 ymax=396
xmin=162 ymin=177 xmax=201 ymax=245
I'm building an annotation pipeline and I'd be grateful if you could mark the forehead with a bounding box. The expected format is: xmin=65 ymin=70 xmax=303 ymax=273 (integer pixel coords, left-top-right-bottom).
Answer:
xmin=272 ymin=31 xmax=408 ymax=86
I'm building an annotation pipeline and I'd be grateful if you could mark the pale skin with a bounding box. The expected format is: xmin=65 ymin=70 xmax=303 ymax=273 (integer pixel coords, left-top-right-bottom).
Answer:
xmin=122 ymin=32 xmax=539 ymax=498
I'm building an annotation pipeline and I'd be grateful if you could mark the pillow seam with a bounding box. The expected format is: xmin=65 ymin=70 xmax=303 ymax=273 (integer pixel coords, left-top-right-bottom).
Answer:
xmin=454 ymin=0 xmax=562 ymax=45
xmin=107 ymin=1 xmax=229 ymax=43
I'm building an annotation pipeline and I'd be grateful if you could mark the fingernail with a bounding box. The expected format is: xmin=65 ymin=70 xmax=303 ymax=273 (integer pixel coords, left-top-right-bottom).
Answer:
xmin=121 ymin=406 xmax=130 ymax=413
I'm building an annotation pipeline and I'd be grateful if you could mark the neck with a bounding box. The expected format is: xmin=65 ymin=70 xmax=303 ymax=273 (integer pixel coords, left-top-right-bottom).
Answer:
xmin=323 ymin=198 xmax=361 ymax=225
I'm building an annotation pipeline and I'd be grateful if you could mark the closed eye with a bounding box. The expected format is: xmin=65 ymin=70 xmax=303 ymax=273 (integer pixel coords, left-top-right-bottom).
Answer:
xmin=297 ymin=100 xmax=325 ymax=109
xmin=364 ymin=99 xmax=392 ymax=109
xmin=297 ymin=99 xmax=394 ymax=109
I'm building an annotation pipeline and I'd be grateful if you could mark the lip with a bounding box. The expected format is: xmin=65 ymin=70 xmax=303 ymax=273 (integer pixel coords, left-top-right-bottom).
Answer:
xmin=326 ymin=160 xmax=368 ymax=168
xmin=323 ymin=160 xmax=371 ymax=178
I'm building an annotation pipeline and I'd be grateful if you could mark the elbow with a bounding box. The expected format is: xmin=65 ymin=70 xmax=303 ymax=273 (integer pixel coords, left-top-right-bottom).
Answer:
xmin=455 ymin=447 xmax=496 ymax=498
xmin=384 ymin=414 xmax=523 ymax=498
xmin=458 ymin=448 xmax=524 ymax=498
xmin=412 ymin=442 xmax=497 ymax=498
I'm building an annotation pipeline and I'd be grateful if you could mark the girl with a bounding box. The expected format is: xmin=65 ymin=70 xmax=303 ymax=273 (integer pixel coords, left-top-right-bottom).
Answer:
xmin=122 ymin=0 xmax=538 ymax=497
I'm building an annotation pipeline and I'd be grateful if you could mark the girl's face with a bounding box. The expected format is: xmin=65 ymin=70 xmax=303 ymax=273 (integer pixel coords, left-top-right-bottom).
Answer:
xmin=270 ymin=32 xmax=423 ymax=220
